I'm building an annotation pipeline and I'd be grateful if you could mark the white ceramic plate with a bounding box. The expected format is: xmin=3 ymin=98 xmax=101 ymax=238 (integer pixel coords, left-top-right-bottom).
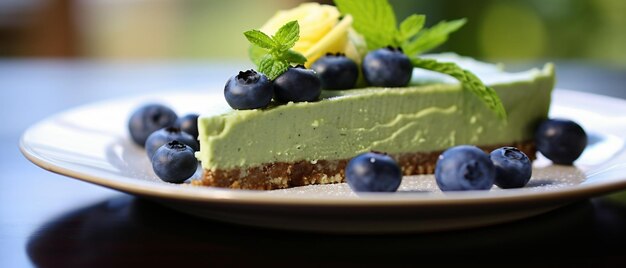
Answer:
xmin=20 ymin=89 xmax=626 ymax=233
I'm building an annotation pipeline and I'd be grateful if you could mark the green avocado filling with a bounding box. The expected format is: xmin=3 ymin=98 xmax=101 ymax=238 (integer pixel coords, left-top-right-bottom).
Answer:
xmin=197 ymin=54 xmax=555 ymax=170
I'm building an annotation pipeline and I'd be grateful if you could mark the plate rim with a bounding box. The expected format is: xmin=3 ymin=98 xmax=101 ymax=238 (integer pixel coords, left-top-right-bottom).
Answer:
xmin=19 ymin=88 xmax=626 ymax=207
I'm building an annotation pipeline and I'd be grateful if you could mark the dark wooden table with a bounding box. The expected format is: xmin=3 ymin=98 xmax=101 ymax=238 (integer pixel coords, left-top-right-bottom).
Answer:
xmin=3 ymin=60 xmax=626 ymax=267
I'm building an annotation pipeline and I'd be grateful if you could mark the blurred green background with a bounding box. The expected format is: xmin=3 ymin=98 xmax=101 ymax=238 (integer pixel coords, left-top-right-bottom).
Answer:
xmin=1 ymin=0 xmax=625 ymax=67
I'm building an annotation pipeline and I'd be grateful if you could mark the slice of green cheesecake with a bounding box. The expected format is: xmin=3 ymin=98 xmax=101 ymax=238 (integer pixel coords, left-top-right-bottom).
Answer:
xmin=194 ymin=54 xmax=555 ymax=189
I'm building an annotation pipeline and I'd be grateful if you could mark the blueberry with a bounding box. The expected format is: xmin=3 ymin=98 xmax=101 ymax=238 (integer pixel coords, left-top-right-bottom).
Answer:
xmin=535 ymin=119 xmax=587 ymax=165
xmin=274 ymin=66 xmax=321 ymax=103
xmin=151 ymin=141 xmax=198 ymax=183
xmin=224 ymin=70 xmax=273 ymax=110
xmin=435 ymin=145 xmax=495 ymax=191
xmin=310 ymin=53 xmax=358 ymax=90
xmin=490 ymin=147 xmax=532 ymax=189
xmin=127 ymin=103 xmax=178 ymax=147
xmin=145 ymin=126 xmax=199 ymax=159
xmin=175 ymin=114 xmax=199 ymax=140
xmin=345 ymin=152 xmax=402 ymax=192
xmin=362 ymin=46 xmax=412 ymax=87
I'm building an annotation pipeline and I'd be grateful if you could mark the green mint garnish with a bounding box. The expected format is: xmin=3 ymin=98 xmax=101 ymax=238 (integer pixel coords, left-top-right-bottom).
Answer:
xmin=244 ymin=20 xmax=306 ymax=80
xmin=244 ymin=30 xmax=277 ymax=49
xmin=401 ymin=18 xmax=466 ymax=57
xmin=411 ymin=57 xmax=507 ymax=120
xmin=334 ymin=0 xmax=398 ymax=50
xmin=398 ymin=14 xmax=425 ymax=44
xmin=335 ymin=0 xmax=465 ymax=54
xmin=335 ymin=0 xmax=505 ymax=119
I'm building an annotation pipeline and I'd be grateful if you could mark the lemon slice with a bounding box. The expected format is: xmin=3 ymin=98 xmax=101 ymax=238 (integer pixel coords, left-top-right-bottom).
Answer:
xmin=258 ymin=3 xmax=367 ymax=68
xmin=303 ymin=15 xmax=352 ymax=66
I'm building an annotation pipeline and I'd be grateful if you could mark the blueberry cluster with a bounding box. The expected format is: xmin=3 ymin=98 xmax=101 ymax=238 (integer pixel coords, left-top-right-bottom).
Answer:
xmin=312 ymin=47 xmax=412 ymax=90
xmin=345 ymin=118 xmax=587 ymax=193
xmin=128 ymin=103 xmax=200 ymax=183
xmin=345 ymin=145 xmax=534 ymax=193
xmin=434 ymin=145 xmax=533 ymax=191
xmin=226 ymin=47 xmax=415 ymax=110
xmin=224 ymin=67 xmax=321 ymax=110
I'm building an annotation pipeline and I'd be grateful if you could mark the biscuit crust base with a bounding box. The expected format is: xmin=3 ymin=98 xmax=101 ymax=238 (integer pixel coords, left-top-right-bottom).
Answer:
xmin=192 ymin=141 xmax=536 ymax=190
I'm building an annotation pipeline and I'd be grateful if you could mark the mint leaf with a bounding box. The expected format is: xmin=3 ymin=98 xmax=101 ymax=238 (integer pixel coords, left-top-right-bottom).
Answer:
xmin=273 ymin=20 xmax=299 ymax=51
xmin=402 ymin=18 xmax=466 ymax=57
xmin=411 ymin=57 xmax=507 ymax=120
xmin=335 ymin=0 xmax=398 ymax=50
xmin=398 ymin=14 xmax=425 ymax=42
xmin=244 ymin=30 xmax=276 ymax=50
xmin=244 ymin=21 xmax=306 ymax=80
xmin=283 ymin=49 xmax=307 ymax=65
xmin=259 ymin=55 xmax=289 ymax=80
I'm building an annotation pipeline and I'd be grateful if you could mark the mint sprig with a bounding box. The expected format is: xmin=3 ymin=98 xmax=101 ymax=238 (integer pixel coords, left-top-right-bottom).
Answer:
xmin=244 ymin=21 xmax=306 ymax=80
xmin=335 ymin=0 xmax=505 ymax=119
xmin=335 ymin=0 xmax=465 ymax=55
xmin=411 ymin=57 xmax=507 ymax=120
